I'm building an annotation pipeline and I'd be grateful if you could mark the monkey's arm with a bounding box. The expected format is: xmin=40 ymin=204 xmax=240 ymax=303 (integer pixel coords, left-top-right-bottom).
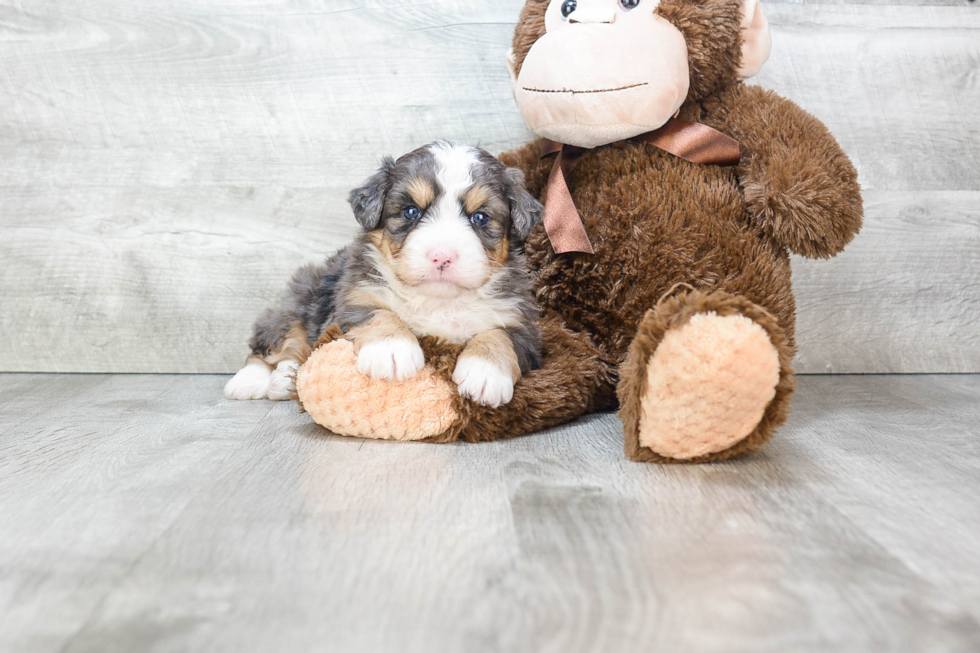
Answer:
xmin=498 ymin=140 xmax=554 ymax=199
xmin=707 ymin=84 xmax=863 ymax=259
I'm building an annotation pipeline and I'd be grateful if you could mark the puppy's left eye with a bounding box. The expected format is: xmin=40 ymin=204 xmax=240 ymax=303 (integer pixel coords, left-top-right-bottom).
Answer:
xmin=403 ymin=206 xmax=421 ymax=220
xmin=470 ymin=212 xmax=489 ymax=227
xmin=620 ymin=0 xmax=640 ymax=9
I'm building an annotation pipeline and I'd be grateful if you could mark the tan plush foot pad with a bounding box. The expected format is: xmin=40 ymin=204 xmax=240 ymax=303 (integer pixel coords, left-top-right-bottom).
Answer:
xmin=295 ymin=339 xmax=458 ymax=441
xmin=639 ymin=312 xmax=781 ymax=460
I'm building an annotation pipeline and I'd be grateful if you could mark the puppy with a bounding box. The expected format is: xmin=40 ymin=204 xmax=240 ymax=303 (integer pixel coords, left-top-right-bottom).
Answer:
xmin=225 ymin=141 xmax=543 ymax=407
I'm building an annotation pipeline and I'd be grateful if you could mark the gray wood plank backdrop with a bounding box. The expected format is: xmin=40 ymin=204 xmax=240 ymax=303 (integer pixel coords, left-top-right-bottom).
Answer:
xmin=0 ymin=0 xmax=977 ymax=373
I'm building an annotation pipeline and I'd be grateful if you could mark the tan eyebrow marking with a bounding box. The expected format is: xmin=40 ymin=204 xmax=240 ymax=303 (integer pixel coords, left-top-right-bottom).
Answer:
xmin=406 ymin=177 xmax=435 ymax=209
xmin=462 ymin=183 xmax=492 ymax=215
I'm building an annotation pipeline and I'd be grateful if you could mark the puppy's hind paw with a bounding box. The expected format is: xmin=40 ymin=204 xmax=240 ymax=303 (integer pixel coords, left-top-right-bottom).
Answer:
xmin=452 ymin=357 xmax=514 ymax=408
xmin=267 ymin=360 xmax=299 ymax=401
xmin=224 ymin=361 xmax=273 ymax=400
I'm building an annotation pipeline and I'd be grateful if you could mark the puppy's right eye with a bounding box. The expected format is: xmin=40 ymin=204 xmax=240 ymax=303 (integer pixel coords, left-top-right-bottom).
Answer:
xmin=561 ymin=0 xmax=577 ymax=19
xmin=403 ymin=206 xmax=421 ymax=220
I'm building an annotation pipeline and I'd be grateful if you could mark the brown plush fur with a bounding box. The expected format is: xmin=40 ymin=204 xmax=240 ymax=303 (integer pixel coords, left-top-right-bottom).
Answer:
xmin=655 ymin=0 xmax=746 ymax=103
xmin=510 ymin=0 xmax=550 ymax=75
xmin=300 ymin=0 xmax=862 ymax=463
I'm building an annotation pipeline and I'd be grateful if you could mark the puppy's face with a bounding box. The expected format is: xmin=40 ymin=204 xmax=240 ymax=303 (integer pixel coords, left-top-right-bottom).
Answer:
xmin=348 ymin=142 xmax=542 ymax=297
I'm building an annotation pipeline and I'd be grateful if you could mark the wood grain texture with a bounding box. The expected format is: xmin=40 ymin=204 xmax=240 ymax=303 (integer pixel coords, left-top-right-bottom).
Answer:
xmin=0 ymin=374 xmax=276 ymax=653
xmin=1 ymin=373 xmax=979 ymax=652
xmin=793 ymin=191 xmax=980 ymax=372
xmin=0 ymin=1 xmax=977 ymax=373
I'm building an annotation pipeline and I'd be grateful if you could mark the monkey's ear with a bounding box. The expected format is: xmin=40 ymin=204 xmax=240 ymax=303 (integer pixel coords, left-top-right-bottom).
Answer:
xmin=506 ymin=49 xmax=519 ymax=96
xmin=347 ymin=156 xmax=395 ymax=231
xmin=738 ymin=0 xmax=772 ymax=79
xmin=504 ymin=167 xmax=543 ymax=242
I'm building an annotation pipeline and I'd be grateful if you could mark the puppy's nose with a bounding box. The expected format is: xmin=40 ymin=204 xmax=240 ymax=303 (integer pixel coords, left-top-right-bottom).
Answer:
xmin=428 ymin=249 xmax=458 ymax=271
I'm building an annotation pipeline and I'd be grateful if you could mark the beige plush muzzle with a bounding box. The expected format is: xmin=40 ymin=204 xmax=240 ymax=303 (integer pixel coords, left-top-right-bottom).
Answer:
xmin=514 ymin=5 xmax=690 ymax=149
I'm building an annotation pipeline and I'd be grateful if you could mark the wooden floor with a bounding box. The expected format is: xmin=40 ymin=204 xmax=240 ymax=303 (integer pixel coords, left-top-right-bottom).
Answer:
xmin=1 ymin=375 xmax=978 ymax=652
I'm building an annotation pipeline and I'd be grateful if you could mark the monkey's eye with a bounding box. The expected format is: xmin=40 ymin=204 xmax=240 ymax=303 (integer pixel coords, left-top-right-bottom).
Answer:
xmin=403 ymin=206 xmax=421 ymax=220
xmin=470 ymin=212 xmax=490 ymax=227
xmin=620 ymin=0 xmax=640 ymax=9
xmin=560 ymin=0 xmax=577 ymax=19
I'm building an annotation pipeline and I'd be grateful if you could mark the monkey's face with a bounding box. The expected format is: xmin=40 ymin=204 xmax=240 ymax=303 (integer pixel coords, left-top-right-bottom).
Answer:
xmin=510 ymin=0 xmax=772 ymax=149
xmin=513 ymin=0 xmax=688 ymax=149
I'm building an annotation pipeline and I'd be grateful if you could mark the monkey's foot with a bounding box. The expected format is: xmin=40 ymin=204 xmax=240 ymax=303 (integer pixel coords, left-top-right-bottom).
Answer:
xmin=619 ymin=291 xmax=795 ymax=463
xmin=639 ymin=312 xmax=779 ymax=459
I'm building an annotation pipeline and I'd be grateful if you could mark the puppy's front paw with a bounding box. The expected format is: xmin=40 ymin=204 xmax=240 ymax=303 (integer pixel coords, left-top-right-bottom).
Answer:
xmin=356 ymin=337 xmax=425 ymax=382
xmin=452 ymin=357 xmax=515 ymax=408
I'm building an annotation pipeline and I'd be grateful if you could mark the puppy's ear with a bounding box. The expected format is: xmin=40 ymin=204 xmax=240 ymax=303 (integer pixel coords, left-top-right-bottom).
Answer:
xmin=504 ymin=167 xmax=543 ymax=242
xmin=348 ymin=157 xmax=395 ymax=231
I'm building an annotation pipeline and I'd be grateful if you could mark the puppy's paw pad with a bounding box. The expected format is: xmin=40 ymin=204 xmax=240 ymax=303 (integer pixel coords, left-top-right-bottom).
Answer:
xmin=224 ymin=362 xmax=272 ymax=400
xmin=356 ymin=338 xmax=425 ymax=382
xmin=453 ymin=357 xmax=514 ymax=408
xmin=267 ymin=360 xmax=299 ymax=401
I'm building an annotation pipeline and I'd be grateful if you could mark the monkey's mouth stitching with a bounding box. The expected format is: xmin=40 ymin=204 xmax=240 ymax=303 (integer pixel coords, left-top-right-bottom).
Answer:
xmin=522 ymin=82 xmax=649 ymax=95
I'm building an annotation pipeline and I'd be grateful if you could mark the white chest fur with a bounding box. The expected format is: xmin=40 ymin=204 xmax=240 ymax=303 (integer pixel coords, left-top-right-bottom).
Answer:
xmin=363 ymin=248 xmax=523 ymax=344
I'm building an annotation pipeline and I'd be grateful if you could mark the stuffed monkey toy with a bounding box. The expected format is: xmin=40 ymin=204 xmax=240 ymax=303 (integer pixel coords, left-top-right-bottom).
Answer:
xmin=295 ymin=0 xmax=862 ymax=463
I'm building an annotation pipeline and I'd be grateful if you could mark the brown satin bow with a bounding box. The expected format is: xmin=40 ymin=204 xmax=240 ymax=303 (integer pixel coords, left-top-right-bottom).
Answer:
xmin=540 ymin=119 xmax=742 ymax=254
